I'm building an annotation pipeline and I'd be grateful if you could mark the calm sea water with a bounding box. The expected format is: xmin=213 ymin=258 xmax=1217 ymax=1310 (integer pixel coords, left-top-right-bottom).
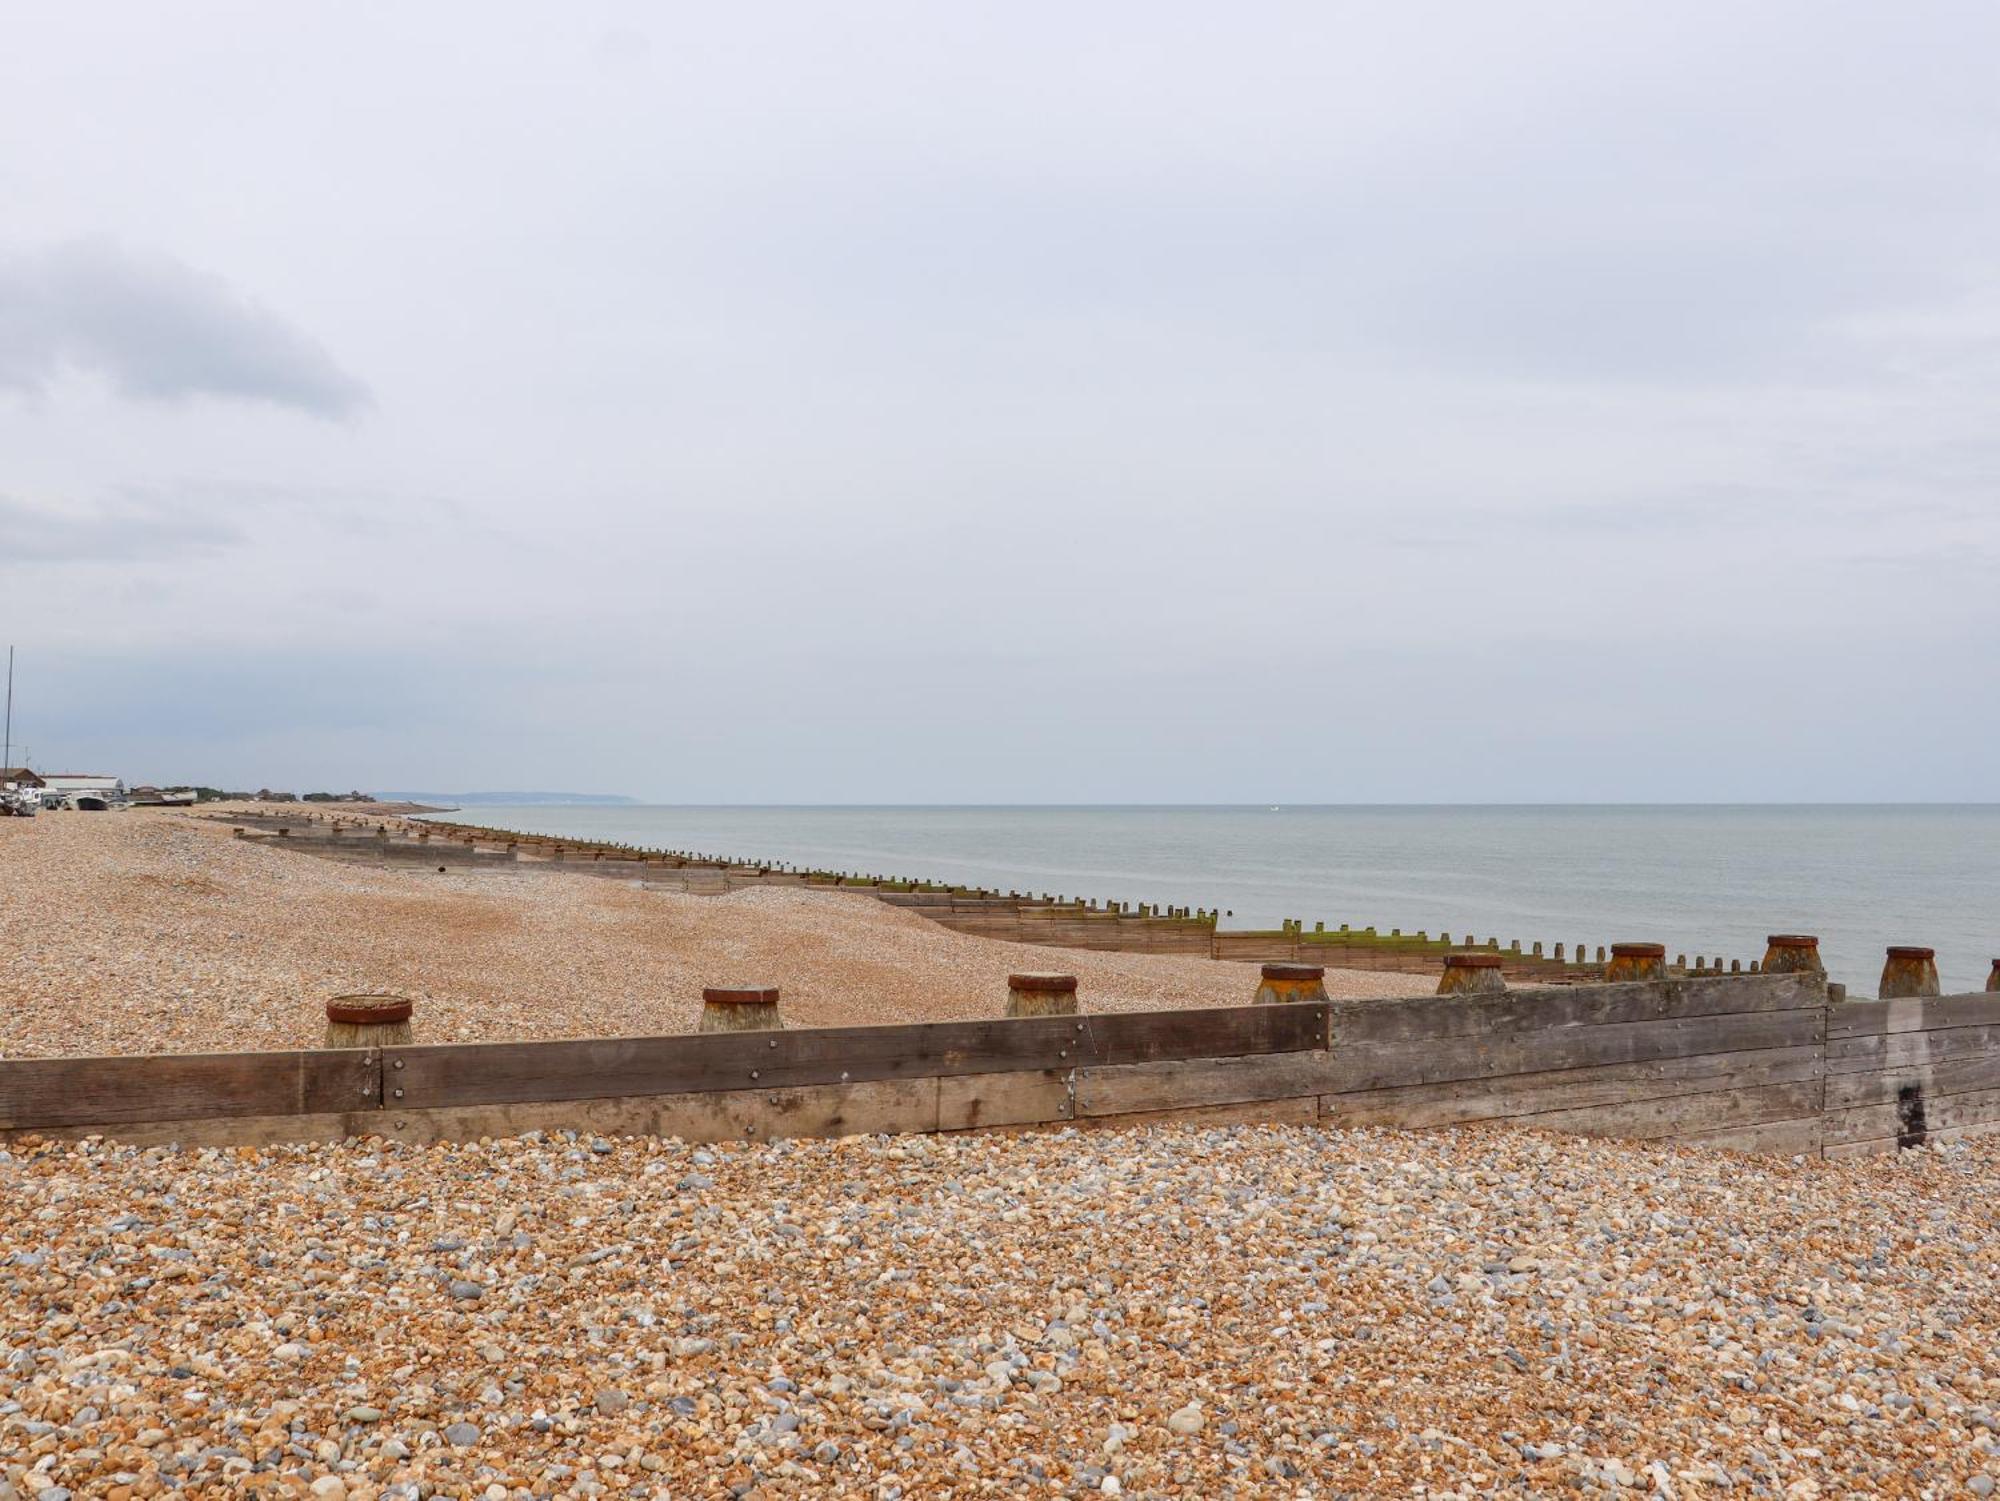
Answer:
xmin=428 ymin=805 xmax=2000 ymax=996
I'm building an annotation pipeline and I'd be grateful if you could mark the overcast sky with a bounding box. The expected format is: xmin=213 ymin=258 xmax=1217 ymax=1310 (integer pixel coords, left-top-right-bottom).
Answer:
xmin=3 ymin=2 xmax=1996 ymax=800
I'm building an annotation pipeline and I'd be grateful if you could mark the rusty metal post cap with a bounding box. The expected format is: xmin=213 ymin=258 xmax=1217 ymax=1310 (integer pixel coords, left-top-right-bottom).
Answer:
xmin=1765 ymin=934 xmax=1819 ymax=948
xmin=1885 ymin=945 xmax=1935 ymax=960
xmin=1007 ymin=972 xmax=1078 ymax=993
xmin=1443 ymin=951 xmax=1504 ymax=968
xmin=1610 ymin=942 xmax=1666 ymax=958
xmin=325 ymin=995 xmax=414 ymax=1026
xmin=1260 ymin=963 xmax=1326 ymax=981
xmin=702 ymin=985 xmax=780 ymax=1004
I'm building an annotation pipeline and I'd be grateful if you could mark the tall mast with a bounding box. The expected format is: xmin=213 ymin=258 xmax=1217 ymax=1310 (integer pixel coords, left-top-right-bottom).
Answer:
xmin=3 ymin=645 xmax=12 ymax=771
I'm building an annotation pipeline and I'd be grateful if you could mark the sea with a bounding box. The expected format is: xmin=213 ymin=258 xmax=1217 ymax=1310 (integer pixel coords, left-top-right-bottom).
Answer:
xmin=424 ymin=805 xmax=2000 ymax=997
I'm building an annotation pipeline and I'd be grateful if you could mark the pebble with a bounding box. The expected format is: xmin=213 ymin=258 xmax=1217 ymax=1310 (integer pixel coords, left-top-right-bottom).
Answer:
xmin=0 ymin=823 xmax=1995 ymax=1496
xmin=2 ymin=1127 xmax=1991 ymax=1494
xmin=0 ymin=810 xmax=1425 ymax=1062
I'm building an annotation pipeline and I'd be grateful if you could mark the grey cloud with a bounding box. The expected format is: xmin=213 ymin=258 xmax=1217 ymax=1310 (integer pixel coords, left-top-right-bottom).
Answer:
xmin=0 ymin=493 xmax=244 ymax=564
xmin=0 ymin=241 xmax=368 ymax=418
xmin=2 ymin=5 xmax=1998 ymax=799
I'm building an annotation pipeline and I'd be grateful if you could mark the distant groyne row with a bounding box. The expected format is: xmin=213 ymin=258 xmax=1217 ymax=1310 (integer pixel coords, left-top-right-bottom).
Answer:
xmin=218 ymin=807 xmax=1777 ymax=985
xmin=10 ymin=806 xmax=1990 ymax=1160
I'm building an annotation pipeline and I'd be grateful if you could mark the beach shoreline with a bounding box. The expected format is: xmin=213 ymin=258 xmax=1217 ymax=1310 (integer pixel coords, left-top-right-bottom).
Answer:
xmin=0 ymin=807 xmax=1427 ymax=1061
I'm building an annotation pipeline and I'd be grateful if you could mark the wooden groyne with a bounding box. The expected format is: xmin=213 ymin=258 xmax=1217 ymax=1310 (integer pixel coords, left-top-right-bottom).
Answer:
xmin=9 ymin=967 xmax=1997 ymax=1159
xmin=215 ymin=809 xmax=1770 ymax=983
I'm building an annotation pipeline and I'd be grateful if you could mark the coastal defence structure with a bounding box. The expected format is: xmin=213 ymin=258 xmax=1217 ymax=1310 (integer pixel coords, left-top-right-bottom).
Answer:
xmin=221 ymin=810 xmax=1771 ymax=982
xmin=6 ymin=968 xmax=1997 ymax=1160
xmin=39 ymin=806 xmax=1970 ymax=1161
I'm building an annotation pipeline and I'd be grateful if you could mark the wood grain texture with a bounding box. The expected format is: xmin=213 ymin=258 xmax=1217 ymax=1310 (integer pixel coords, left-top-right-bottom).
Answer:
xmin=937 ymin=1070 xmax=1072 ymax=1130
xmin=385 ymin=1004 xmax=1326 ymax=1110
xmin=1826 ymin=1023 xmax=2000 ymax=1075
xmin=1671 ymin=1115 xmax=1824 ymax=1156
xmin=1320 ymin=1045 xmax=1824 ymax=1130
xmin=1823 ymin=1085 xmax=2000 ymax=1147
xmin=0 ymin=1048 xmax=380 ymax=1129
xmin=1325 ymin=1007 xmax=1823 ymax=1093
xmin=1826 ymin=993 xmax=2000 ymax=1040
xmin=1480 ymin=1081 xmax=1822 ymax=1143
xmin=1328 ymin=973 xmax=1823 ymax=1047
xmin=1823 ymin=1055 xmax=2000 ymax=1112
xmin=373 ymin=1078 xmax=942 ymax=1146
xmin=1073 ymin=1052 xmax=1332 ymax=1118
xmin=1824 ymin=1118 xmax=2000 ymax=1158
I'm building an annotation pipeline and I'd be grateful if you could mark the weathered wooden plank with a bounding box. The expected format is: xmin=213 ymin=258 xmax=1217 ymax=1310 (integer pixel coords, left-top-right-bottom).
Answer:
xmin=0 ymin=1048 xmax=380 ymax=1129
xmin=374 ymin=1078 xmax=941 ymax=1146
xmin=1072 ymin=1096 xmax=1320 ymax=1133
xmin=1825 ymin=993 xmax=2000 ymax=1040
xmin=1824 ymin=1055 xmax=2000 ymax=1112
xmin=1073 ymin=1052 xmax=1331 ymax=1118
xmin=1325 ymin=1007 xmax=1823 ymax=1093
xmin=1672 ymin=1115 xmax=1824 ymax=1156
xmin=1826 ymin=1023 xmax=2000 ymax=1075
xmin=1321 ymin=1045 xmax=1824 ymax=1130
xmin=1823 ymin=1085 xmax=2000 ymax=1147
xmin=303 ymin=1050 xmax=386 ymax=1114
xmin=938 ymin=1070 xmax=1072 ymax=1131
xmin=1824 ymin=1117 xmax=2000 ymax=1159
xmin=1489 ymin=1082 xmax=1822 ymax=1143
xmin=1329 ymin=973 xmax=1822 ymax=1047
xmin=387 ymin=1004 xmax=1326 ymax=1110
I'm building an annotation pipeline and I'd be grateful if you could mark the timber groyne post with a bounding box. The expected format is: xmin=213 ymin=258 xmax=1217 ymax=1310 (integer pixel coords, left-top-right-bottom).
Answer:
xmin=323 ymin=994 xmax=415 ymax=1049
xmin=1605 ymin=943 xmax=1667 ymax=983
xmin=1879 ymin=947 xmax=1941 ymax=1000
xmin=701 ymin=985 xmax=783 ymax=1032
xmin=1007 ymin=973 xmax=1079 ymax=1018
xmin=1437 ymin=951 xmax=1506 ymax=995
xmin=1761 ymin=934 xmax=1824 ymax=975
xmin=1255 ymin=963 xmax=1328 ymax=1005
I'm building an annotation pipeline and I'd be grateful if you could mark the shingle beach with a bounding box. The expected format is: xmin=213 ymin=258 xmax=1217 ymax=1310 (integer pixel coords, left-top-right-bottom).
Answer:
xmin=0 ymin=811 xmax=1425 ymax=1061
xmin=3 ymin=814 xmax=1996 ymax=1499
xmin=3 ymin=1125 xmax=1996 ymax=1499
